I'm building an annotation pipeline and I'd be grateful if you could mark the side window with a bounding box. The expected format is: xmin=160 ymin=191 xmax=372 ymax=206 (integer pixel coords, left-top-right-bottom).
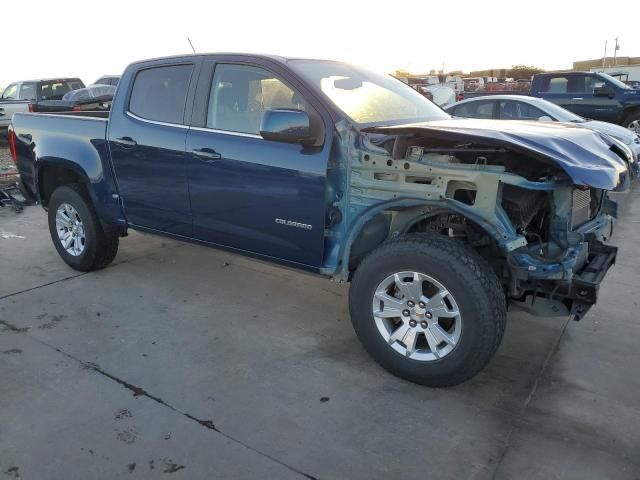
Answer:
xmin=454 ymin=100 xmax=494 ymax=119
xmin=583 ymin=75 xmax=606 ymax=94
xmin=545 ymin=77 xmax=568 ymax=93
xmin=206 ymin=64 xmax=307 ymax=134
xmin=499 ymin=101 xmax=519 ymax=119
xmin=2 ymin=84 xmax=18 ymax=100
xmin=499 ymin=101 xmax=547 ymax=120
xmin=129 ymin=64 xmax=194 ymax=124
xmin=18 ymin=83 xmax=36 ymax=101
xmin=517 ymin=102 xmax=548 ymax=120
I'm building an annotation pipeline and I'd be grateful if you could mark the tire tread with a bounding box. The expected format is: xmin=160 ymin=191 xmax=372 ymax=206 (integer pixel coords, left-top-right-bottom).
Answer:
xmin=350 ymin=234 xmax=506 ymax=387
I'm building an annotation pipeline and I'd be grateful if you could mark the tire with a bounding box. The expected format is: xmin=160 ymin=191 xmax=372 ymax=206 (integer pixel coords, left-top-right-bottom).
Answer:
xmin=622 ymin=111 xmax=640 ymax=134
xmin=47 ymin=185 xmax=119 ymax=271
xmin=349 ymin=235 xmax=506 ymax=387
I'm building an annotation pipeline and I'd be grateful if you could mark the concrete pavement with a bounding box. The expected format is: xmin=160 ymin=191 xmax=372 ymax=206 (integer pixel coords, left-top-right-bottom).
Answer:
xmin=1 ymin=186 xmax=639 ymax=479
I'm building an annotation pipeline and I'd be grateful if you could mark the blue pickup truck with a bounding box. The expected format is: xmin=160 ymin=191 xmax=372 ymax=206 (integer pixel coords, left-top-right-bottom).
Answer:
xmin=8 ymin=54 xmax=630 ymax=386
xmin=465 ymin=71 xmax=640 ymax=133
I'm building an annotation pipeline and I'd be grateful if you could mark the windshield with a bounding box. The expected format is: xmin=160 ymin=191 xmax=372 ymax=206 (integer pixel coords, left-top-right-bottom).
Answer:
xmin=289 ymin=60 xmax=450 ymax=126
xmin=600 ymin=73 xmax=632 ymax=90
xmin=530 ymin=99 xmax=585 ymax=122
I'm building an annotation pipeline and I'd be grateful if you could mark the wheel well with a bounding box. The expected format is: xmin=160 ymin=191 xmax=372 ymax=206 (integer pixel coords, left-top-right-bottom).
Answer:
xmin=348 ymin=208 xmax=503 ymax=273
xmin=38 ymin=166 xmax=86 ymax=207
xmin=622 ymin=106 xmax=640 ymax=123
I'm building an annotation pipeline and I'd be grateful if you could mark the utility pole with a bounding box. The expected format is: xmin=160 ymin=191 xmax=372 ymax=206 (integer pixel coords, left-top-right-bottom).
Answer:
xmin=603 ymin=40 xmax=607 ymax=69
xmin=613 ymin=37 xmax=620 ymax=66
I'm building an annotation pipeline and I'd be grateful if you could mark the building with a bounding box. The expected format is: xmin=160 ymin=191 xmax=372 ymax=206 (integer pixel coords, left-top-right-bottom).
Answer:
xmin=573 ymin=56 xmax=640 ymax=71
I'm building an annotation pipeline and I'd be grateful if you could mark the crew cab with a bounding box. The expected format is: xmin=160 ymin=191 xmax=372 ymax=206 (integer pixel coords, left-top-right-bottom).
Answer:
xmin=0 ymin=78 xmax=85 ymax=132
xmin=530 ymin=72 xmax=640 ymax=133
xmin=9 ymin=54 xmax=629 ymax=387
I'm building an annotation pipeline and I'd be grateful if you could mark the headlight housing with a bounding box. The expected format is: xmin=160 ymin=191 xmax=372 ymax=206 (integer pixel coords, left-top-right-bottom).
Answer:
xmin=609 ymin=136 xmax=635 ymax=164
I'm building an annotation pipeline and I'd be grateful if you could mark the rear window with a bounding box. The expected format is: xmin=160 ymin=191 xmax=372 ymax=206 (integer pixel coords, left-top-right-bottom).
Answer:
xmin=128 ymin=65 xmax=193 ymax=124
xmin=38 ymin=79 xmax=85 ymax=100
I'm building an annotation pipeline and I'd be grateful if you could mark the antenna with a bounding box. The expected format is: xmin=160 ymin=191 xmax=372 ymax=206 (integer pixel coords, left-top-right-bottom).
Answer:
xmin=187 ymin=37 xmax=196 ymax=54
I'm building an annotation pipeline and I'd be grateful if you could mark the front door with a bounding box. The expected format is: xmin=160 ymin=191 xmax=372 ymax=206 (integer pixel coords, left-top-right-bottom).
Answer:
xmin=569 ymin=74 xmax=619 ymax=123
xmin=186 ymin=61 xmax=330 ymax=267
xmin=108 ymin=63 xmax=196 ymax=236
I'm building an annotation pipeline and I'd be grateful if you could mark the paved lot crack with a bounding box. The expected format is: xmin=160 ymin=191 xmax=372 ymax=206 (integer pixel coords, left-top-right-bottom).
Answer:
xmin=0 ymin=273 xmax=88 ymax=301
xmin=489 ymin=316 xmax=572 ymax=479
xmin=26 ymin=335 xmax=318 ymax=480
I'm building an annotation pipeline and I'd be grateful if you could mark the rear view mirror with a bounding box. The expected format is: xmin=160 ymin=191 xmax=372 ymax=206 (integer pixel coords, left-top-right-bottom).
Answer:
xmin=334 ymin=77 xmax=363 ymax=90
xmin=260 ymin=109 xmax=314 ymax=144
xmin=594 ymin=85 xmax=614 ymax=97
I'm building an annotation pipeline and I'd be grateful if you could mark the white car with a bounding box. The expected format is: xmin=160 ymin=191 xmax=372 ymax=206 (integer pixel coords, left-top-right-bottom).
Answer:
xmin=446 ymin=95 xmax=640 ymax=171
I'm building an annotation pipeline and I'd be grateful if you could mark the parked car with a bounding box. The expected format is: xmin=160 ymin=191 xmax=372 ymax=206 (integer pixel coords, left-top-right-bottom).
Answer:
xmin=9 ymin=54 xmax=629 ymax=387
xmin=446 ymin=95 xmax=640 ymax=173
xmin=464 ymin=72 xmax=640 ymax=133
xmin=530 ymin=72 xmax=640 ymax=132
xmin=463 ymin=77 xmax=485 ymax=92
xmin=92 ymin=75 xmax=120 ymax=87
xmin=0 ymin=78 xmax=85 ymax=132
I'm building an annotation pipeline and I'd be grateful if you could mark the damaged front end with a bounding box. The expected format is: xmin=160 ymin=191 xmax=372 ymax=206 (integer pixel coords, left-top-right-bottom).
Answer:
xmin=329 ymin=119 xmax=628 ymax=320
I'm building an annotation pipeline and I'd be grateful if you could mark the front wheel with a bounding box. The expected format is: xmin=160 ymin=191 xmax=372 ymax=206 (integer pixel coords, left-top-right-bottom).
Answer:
xmin=48 ymin=185 xmax=119 ymax=272
xmin=349 ymin=235 xmax=506 ymax=387
xmin=623 ymin=111 xmax=640 ymax=135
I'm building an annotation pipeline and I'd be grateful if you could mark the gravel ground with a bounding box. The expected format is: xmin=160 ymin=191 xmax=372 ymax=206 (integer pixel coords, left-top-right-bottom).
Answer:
xmin=0 ymin=137 xmax=18 ymax=185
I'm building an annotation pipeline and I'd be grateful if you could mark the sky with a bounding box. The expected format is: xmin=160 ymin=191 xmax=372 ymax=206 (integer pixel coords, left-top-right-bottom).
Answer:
xmin=1 ymin=0 xmax=639 ymax=88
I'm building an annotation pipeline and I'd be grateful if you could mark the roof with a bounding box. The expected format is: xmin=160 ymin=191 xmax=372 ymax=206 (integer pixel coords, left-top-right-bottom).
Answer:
xmin=16 ymin=77 xmax=82 ymax=84
xmin=127 ymin=52 xmax=341 ymax=67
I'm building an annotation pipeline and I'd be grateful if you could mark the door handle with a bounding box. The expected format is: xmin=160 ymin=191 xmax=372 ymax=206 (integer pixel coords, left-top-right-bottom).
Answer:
xmin=192 ymin=148 xmax=222 ymax=161
xmin=114 ymin=136 xmax=137 ymax=148
xmin=572 ymin=97 xmax=584 ymax=101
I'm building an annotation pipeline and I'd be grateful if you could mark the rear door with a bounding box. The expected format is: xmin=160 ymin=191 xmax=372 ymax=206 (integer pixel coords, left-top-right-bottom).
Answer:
xmin=108 ymin=61 xmax=199 ymax=236
xmin=185 ymin=58 xmax=331 ymax=267
xmin=497 ymin=100 xmax=549 ymax=121
xmin=533 ymin=75 xmax=574 ymax=111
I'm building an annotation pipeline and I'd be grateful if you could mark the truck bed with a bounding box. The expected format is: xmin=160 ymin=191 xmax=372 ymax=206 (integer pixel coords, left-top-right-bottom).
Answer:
xmin=11 ymin=112 xmax=109 ymax=197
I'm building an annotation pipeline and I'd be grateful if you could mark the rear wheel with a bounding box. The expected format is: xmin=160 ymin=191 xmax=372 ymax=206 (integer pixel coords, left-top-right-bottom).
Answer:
xmin=48 ymin=185 xmax=119 ymax=271
xmin=349 ymin=235 xmax=506 ymax=387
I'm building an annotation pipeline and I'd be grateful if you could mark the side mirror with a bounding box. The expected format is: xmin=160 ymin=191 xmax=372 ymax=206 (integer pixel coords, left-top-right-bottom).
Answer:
xmin=260 ymin=109 xmax=314 ymax=144
xmin=538 ymin=115 xmax=553 ymax=122
xmin=594 ymin=85 xmax=614 ymax=97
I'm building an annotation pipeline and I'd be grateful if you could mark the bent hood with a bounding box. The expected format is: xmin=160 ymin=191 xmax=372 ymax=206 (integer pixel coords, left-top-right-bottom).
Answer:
xmin=363 ymin=119 xmax=629 ymax=190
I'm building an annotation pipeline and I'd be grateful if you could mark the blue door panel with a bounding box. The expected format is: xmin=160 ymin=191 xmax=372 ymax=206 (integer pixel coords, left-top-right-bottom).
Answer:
xmin=109 ymin=118 xmax=192 ymax=236
xmin=186 ymin=129 xmax=328 ymax=267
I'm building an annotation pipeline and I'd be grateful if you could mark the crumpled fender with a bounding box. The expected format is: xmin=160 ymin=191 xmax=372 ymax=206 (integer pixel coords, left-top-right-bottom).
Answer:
xmin=363 ymin=119 xmax=629 ymax=190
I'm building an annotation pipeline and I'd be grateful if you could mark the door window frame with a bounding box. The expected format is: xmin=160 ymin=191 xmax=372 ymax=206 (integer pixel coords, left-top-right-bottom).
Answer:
xmin=188 ymin=56 xmax=330 ymax=145
xmin=18 ymin=82 xmax=37 ymax=101
xmin=124 ymin=61 xmax=198 ymax=129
